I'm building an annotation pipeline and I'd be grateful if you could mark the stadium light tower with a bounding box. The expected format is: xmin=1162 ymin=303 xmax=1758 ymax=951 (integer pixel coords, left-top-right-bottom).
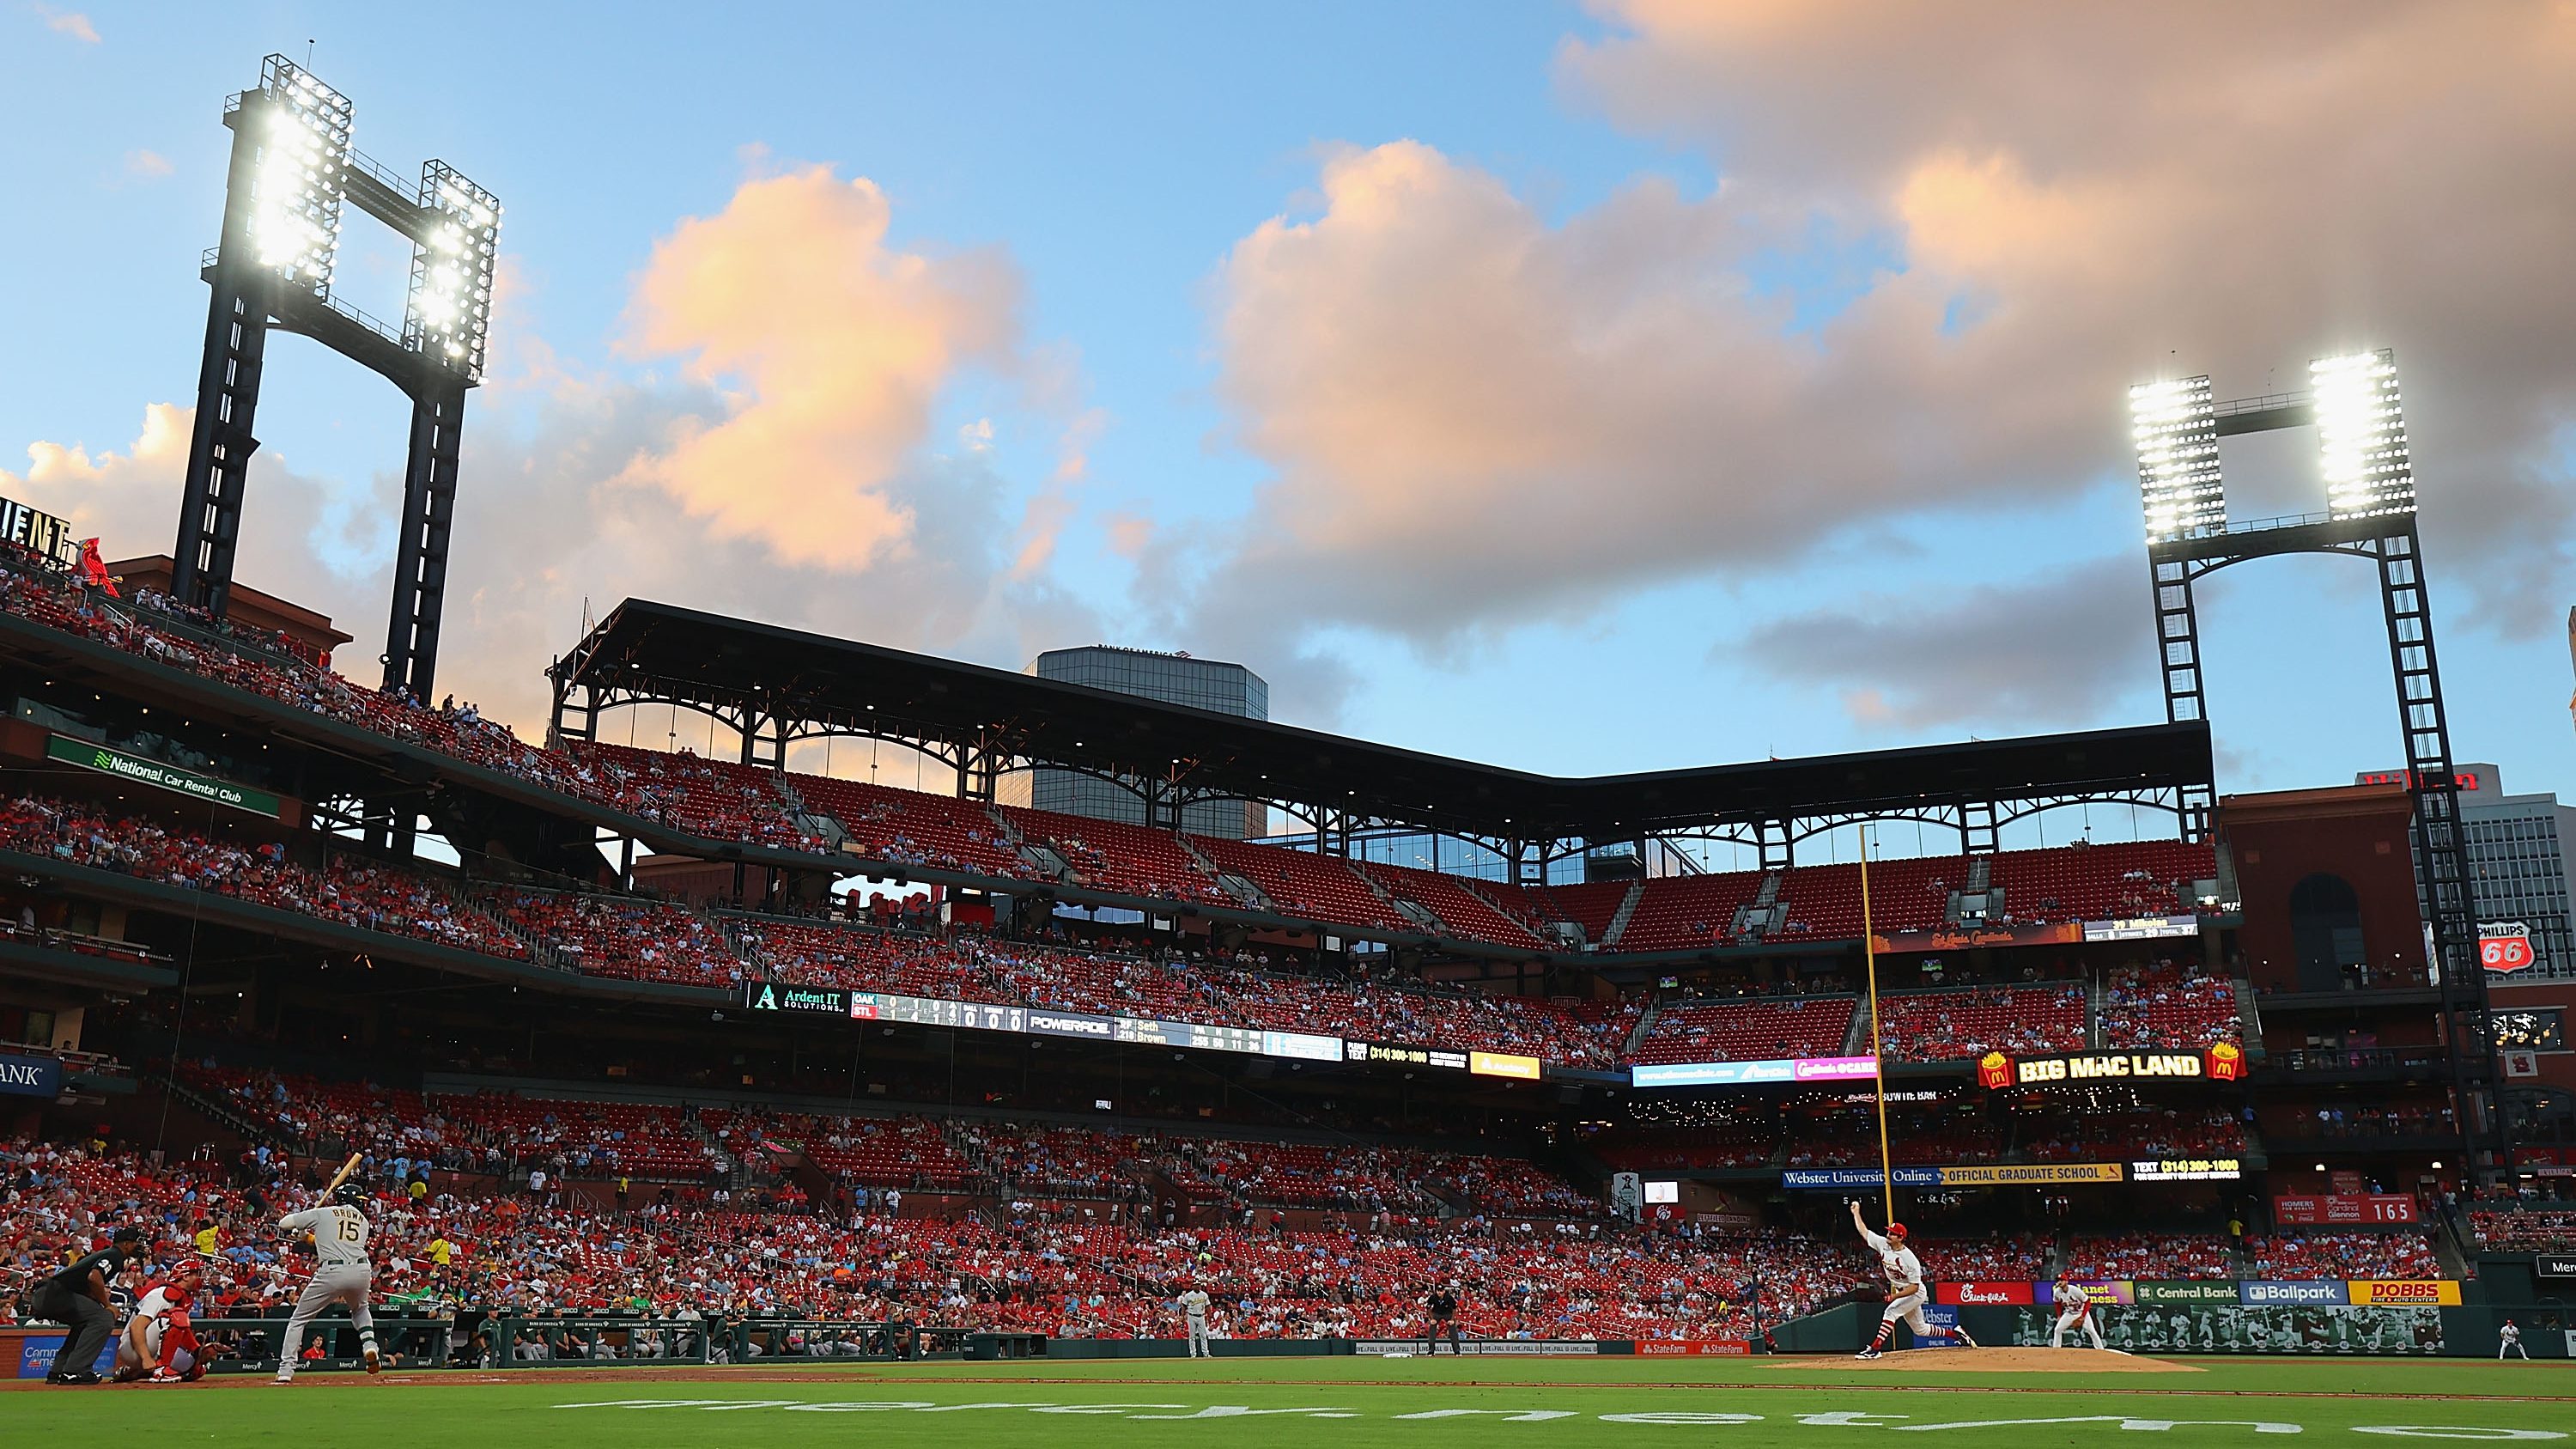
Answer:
xmin=2130 ymin=346 xmax=2506 ymax=1182
xmin=174 ymin=54 xmax=502 ymax=700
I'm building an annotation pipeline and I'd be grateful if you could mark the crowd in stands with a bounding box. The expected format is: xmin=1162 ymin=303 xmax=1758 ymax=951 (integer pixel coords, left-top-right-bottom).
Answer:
xmin=0 ymin=794 xmax=528 ymax=962
xmin=2100 ymin=960 xmax=2240 ymax=1050
xmin=2286 ymin=1105 xmax=2456 ymax=1141
xmin=484 ymin=891 xmax=742 ymax=987
xmin=1634 ymin=998 xmax=1856 ymax=1065
xmin=1874 ymin=985 xmax=2087 ymax=1061
xmin=0 ymin=549 xmax=2242 ymax=971
xmin=2247 ymin=1230 xmax=2443 ymax=1281
xmin=2014 ymin=1108 xmax=2245 ymax=1161
xmin=2062 ymin=1231 xmax=2237 ymax=1280
xmin=2469 ymin=1205 xmax=2576 ymax=1251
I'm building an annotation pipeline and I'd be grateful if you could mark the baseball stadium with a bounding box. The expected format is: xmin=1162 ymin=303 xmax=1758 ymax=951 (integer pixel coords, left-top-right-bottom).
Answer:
xmin=7 ymin=23 xmax=2576 ymax=1449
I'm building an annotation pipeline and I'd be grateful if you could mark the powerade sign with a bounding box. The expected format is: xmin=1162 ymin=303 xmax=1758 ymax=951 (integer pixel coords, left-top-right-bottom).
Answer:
xmin=46 ymin=734 xmax=283 ymax=818
xmin=745 ymin=983 xmax=849 ymax=1015
xmin=2240 ymin=1280 xmax=2351 ymax=1306
xmin=1783 ymin=1166 xmax=1941 ymax=1190
xmin=1631 ymin=1056 xmax=1877 ymax=1088
xmin=0 ymin=1050 xmax=63 ymax=1099
xmin=1025 ymin=1009 xmax=1115 ymax=1041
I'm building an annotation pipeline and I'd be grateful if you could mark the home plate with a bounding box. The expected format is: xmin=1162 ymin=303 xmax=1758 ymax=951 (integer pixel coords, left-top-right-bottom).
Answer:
xmin=1827 ymin=1349 xmax=2199 ymax=1373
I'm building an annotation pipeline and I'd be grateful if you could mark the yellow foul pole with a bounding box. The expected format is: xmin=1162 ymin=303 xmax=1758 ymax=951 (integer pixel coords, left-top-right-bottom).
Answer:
xmin=1860 ymin=825 xmax=1893 ymax=1225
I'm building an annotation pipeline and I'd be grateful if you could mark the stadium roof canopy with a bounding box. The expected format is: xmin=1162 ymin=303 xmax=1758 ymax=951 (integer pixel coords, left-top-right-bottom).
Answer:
xmin=551 ymin=599 xmax=2213 ymax=843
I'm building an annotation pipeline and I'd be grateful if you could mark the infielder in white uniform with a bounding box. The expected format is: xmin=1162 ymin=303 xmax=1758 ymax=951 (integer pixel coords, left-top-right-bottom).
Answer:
xmin=1850 ymin=1200 xmax=1976 ymax=1358
xmin=273 ymin=1182 xmax=381 ymax=1382
xmin=2050 ymin=1275 xmax=2107 ymax=1350
xmin=2498 ymin=1318 xmax=2526 ymax=1360
xmin=1178 ymin=1286 xmax=1213 ymax=1358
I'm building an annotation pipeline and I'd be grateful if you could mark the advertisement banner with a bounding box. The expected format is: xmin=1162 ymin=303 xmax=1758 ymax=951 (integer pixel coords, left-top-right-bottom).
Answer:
xmin=2273 ymin=1194 xmax=2418 ymax=1226
xmin=1984 ymin=1050 xmax=2223 ymax=1088
xmin=1631 ymin=1056 xmax=1875 ymax=1088
xmin=829 ymin=988 xmax=1344 ymax=1064
xmin=744 ymin=983 xmax=849 ymax=1015
xmin=2067 ymin=1281 xmax=2138 ymax=1306
xmin=46 ymin=734 xmax=283 ymax=818
xmin=0 ymin=1051 xmax=64 ymax=1099
xmin=2537 ymin=1253 xmax=2576 ymax=1280
xmin=0 ymin=495 xmax=82 ymax=568
xmin=1935 ymin=1281 xmax=2033 ymax=1306
xmin=1782 ymin=1166 xmax=1941 ymax=1190
xmin=2346 ymin=1280 xmax=2461 ymax=1306
xmin=15 ymin=1331 xmax=119 ymax=1379
xmin=1346 ymin=1041 xmax=1467 ymax=1070
xmin=2082 ymin=916 xmax=2202 ymax=942
xmin=2130 ymin=1157 xmax=2244 ymax=1182
xmin=1468 ymin=1050 xmax=1543 ymax=1081
xmin=1937 ymin=1162 xmax=2123 ymax=1185
xmin=1353 ymin=1340 xmax=1600 ymax=1357
xmin=2481 ymin=923 xmax=2537 ymax=974
xmin=2239 ymin=1281 xmax=2351 ymax=1306
xmin=2132 ymin=1281 xmax=2241 ymax=1306
xmin=1632 ymin=1340 xmax=1753 ymax=1356
xmin=1870 ymin=922 xmax=2083 ymax=953
xmin=2009 ymin=1303 xmax=2444 ymax=1355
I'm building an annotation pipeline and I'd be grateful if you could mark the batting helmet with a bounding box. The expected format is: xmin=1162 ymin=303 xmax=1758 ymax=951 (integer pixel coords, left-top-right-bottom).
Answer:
xmin=332 ymin=1182 xmax=368 ymax=1208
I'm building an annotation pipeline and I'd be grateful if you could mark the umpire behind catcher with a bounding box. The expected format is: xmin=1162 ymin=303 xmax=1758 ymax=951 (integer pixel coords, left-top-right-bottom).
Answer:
xmin=33 ymin=1224 xmax=142 ymax=1385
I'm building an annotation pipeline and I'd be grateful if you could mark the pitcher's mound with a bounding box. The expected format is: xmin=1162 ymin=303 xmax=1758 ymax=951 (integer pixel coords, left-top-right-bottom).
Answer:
xmin=1828 ymin=1348 xmax=2199 ymax=1373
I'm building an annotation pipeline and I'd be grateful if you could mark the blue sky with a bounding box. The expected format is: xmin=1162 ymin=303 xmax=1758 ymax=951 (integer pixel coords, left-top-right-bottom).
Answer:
xmin=5 ymin=0 xmax=2571 ymax=831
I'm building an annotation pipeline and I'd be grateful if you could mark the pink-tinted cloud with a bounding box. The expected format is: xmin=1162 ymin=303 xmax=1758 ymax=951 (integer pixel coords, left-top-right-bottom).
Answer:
xmin=5 ymin=167 xmax=1094 ymax=735
xmin=36 ymin=5 xmax=99 ymax=43
xmin=617 ymin=166 xmax=1024 ymax=569
xmin=1158 ymin=4 xmax=2576 ymax=697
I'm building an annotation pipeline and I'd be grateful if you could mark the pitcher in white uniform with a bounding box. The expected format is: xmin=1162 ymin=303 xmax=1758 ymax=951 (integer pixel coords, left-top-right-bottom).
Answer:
xmin=1850 ymin=1199 xmax=1977 ymax=1358
xmin=273 ymin=1181 xmax=382 ymax=1382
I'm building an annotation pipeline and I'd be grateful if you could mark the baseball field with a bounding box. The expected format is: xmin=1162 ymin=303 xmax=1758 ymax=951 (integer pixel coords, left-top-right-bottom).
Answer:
xmin=6 ymin=1352 xmax=2571 ymax=1448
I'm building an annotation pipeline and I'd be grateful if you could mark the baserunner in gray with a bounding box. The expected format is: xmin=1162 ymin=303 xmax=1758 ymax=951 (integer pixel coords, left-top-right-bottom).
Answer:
xmin=273 ymin=1182 xmax=381 ymax=1382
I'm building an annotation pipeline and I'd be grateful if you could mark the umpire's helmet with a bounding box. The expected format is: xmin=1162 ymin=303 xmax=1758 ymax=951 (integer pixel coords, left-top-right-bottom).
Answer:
xmin=332 ymin=1182 xmax=369 ymax=1208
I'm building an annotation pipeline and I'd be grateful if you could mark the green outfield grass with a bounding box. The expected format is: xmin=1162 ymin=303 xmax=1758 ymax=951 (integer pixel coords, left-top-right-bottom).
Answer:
xmin=9 ymin=1355 xmax=2572 ymax=1449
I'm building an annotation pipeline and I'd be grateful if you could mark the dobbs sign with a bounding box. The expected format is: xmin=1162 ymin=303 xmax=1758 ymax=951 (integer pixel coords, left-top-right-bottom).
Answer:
xmin=1979 ymin=1044 xmax=2245 ymax=1089
xmin=2347 ymin=1280 xmax=2462 ymax=1306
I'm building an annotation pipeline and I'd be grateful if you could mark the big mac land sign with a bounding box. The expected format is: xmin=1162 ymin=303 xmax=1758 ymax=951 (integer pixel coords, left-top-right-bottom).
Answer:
xmin=1979 ymin=1044 xmax=2246 ymax=1090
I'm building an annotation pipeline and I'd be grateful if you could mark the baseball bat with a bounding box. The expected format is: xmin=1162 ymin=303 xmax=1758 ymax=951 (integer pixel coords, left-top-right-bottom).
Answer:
xmin=319 ymin=1152 xmax=361 ymax=1198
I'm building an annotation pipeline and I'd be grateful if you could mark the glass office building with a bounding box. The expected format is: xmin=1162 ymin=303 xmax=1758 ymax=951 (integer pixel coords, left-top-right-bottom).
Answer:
xmin=1000 ymin=646 xmax=1269 ymax=838
xmin=2379 ymin=764 xmax=2576 ymax=980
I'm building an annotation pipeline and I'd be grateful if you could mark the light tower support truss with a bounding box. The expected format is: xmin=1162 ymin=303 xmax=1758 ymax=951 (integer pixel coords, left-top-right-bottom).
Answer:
xmin=173 ymin=56 xmax=500 ymax=703
xmin=2141 ymin=356 xmax=2503 ymax=1180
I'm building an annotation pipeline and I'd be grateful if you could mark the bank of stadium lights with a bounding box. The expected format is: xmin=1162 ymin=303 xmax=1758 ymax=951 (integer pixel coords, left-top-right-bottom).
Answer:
xmin=2310 ymin=348 xmax=2416 ymax=521
xmin=2129 ymin=374 xmax=2225 ymax=543
xmin=246 ymin=59 xmax=352 ymax=291
xmin=406 ymin=161 xmax=502 ymax=381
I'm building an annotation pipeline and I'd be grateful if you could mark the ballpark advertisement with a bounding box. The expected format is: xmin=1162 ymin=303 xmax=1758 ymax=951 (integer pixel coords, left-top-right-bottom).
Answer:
xmin=2008 ymin=1301 xmax=2445 ymax=1355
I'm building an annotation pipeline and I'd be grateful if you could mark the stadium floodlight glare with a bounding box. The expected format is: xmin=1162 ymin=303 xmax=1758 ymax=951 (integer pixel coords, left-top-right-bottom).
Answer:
xmin=245 ymin=58 xmax=352 ymax=291
xmin=405 ymin=161 xmax=502 ymax=381
xmin=2129 ymin=374 xmax=2225 ymax=543
xmin=2310 ymin=348 xmax=2415 ymax=520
